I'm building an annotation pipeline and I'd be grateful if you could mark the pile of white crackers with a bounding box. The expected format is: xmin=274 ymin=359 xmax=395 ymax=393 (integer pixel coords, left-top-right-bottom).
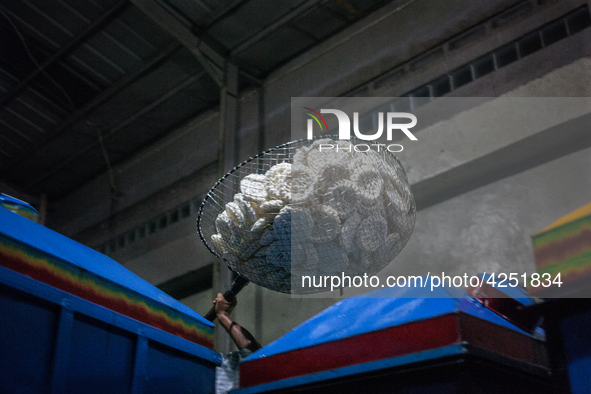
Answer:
xmin=210 ymin=138 xmax=414 ymax=292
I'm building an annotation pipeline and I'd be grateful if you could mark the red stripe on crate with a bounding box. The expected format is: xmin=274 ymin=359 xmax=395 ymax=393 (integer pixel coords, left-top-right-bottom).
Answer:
xmin=470 ymin=285 xmax=540 ymax=333
xmin=459 ymin=313 xmax=548 ymax=368
xmin=240 ymin=314 xmax=460 ymax=388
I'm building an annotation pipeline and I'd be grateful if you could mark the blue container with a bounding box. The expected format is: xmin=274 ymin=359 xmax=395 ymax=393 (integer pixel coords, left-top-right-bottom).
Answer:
xmin=237 ymin=286 xmax=550 ymax=394
xmin=0 ymin=206 xmax=220 ymax=393
xmin=531 ymin=299 xmax=591 ymax=393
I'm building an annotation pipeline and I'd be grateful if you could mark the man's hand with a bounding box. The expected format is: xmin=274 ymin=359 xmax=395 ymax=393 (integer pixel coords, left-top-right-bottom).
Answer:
xmin=212 ymin=293 xmax=261 ymax=352
xmin=213 ymin=293 xmax=236 ymax=318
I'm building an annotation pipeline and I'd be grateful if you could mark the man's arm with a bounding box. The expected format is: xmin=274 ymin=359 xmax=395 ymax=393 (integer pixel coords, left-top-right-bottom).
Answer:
xmin=213 ymin=293 xmax=262 ymax=352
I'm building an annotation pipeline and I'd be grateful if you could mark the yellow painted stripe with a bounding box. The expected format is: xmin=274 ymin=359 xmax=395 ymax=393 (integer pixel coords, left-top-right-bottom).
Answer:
xmin=535 ymin=202 xmax=591 ymax=234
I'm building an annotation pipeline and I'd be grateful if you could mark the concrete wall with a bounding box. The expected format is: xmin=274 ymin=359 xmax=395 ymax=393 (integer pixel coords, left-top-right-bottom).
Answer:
xmin=386 ymin=145 xmax=591 ymax=283
xmin=47 ymin=0 xmax=591 ymax=347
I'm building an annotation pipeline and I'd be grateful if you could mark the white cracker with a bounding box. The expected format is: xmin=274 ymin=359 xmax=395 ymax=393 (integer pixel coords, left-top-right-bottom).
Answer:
xmin=339 ymin=212 xmax=362 ymax=254
xmin=291 ymin=206 xmax=314 ymax=236
xmin=316 ymin=242 xmax=349 ymax=273
xmin=293 ymin=146 xmax=311 ymax=168
xmin=309 ymin=205 xmax=341 ymax=243
xmin=250 ymin=217 xmax=270 ymax=238
xmin=267 ymin=239 xmax=291 ymax=269
xmin=383 ymin=180 xmax=406 ymax=211
xmin=383 ymin=180 xmax=409 ymax=233
xmin=272 ymin=206 xmax=291 ymax=239
xmin=334 ymin=140 xmax=354 ymax=157
xmin=349 ymin=150 xmax=381 ymax=170
xmin=259 ymin=225 xmax=277 ymax=245
xmin=323 ymin=179 xmax=360 ymax=219
xmin=355 ymin=215 xmax=388 ymax=253
xmin=225 ymin=201 xmax=247 ymax=230
xmin=291 ymin=166 xmax=317 ymax=204
xmin=211 ymin=234 xmax=229 ymax=254
xmin=376 ymin=155 xmax=399 ymax=183
xmin=215 ymin=211 xmax=241 ymax=251
xmin=240 ymin=173 xmax=268 ymax=202
xmin=259 ymin=199 xmax=285 ymax=214
xmin=351 ymin=165 xmax=384 ymax=204
xmin=238 ymin=239 xmax=264 ymax=260
xmin=234 ymin=193 xmax=259 ymax=226
xmin=317 ymin=163 xmax=350 ymax=187
xmin=292 ymin=241 xmax=319 ymax=272
xmin=306 ymin=148 xmax=333 ymax=172
xmin=358 ymin=197 xmax=386 ymax=219
xmin=265 ymin=162 xmax=292 ymax=202
xmin=249 ymin=200 xmax=264 ymax=218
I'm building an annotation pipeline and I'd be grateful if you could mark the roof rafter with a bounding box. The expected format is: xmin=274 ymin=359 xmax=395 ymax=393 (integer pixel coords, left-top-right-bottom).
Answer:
xmin=3 ymin=42 xmax=182 ymax=176
xmin=25 ymin=70 xmax=207 ymax=190
xmin=130 ymin=0 xmax=227 ymax=87
xmin=230 ymin=0 xmax=325 ymax=56
xmin=0 ymin=0 xmax=129 ymax=108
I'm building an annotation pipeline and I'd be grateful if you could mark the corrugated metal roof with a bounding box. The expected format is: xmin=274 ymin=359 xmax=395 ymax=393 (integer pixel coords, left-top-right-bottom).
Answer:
xmin=0 ymin=0 xmax=393 ymax=200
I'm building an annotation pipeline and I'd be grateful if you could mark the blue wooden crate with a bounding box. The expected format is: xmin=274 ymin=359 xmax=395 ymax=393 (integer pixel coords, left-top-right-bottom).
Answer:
xmin=0 ymin=204 xmax=220 ymax=393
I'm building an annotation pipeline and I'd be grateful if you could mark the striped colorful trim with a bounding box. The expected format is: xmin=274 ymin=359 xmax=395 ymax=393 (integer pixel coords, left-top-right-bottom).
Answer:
xmin=535 ymin=202 xmax=591 ymax=234
xmin=0 ymin=235 xmax=214 ymax=348
xmin=532 ymin=213 xmax=591 ymax=285
xmin=0 ymin=201 xmax=39 ymax=222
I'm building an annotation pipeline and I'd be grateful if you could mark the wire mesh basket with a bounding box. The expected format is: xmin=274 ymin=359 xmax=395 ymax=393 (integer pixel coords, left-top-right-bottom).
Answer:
xmin=197 ymin=136 xmax=416 ymax=294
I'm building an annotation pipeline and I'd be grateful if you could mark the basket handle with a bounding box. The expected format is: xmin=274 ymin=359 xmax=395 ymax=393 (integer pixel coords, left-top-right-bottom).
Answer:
xmin=204 ymin=275 xmax=250 ymax=322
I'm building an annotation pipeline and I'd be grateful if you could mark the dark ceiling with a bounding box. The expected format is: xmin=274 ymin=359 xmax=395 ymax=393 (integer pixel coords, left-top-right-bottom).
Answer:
xmin=0 ymin=0 xmax=392 ymax=201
